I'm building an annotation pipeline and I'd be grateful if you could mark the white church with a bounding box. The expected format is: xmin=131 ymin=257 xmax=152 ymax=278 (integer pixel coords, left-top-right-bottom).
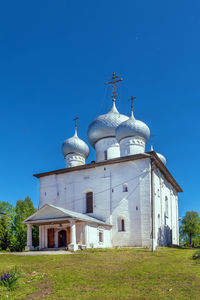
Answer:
xmin=24 ymin=73 xmax=182 ymax=251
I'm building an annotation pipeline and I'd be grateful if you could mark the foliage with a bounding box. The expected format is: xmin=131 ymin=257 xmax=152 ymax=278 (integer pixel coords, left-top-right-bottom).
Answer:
xmin=0 ymin=268 xmax=18 ymax=290
xmin=13 ymin=196 xmax=38 ymax=251
xmin=192 ymin=250 xmax=200 ymax=260
xmin=0 ymin=197 xmax=39 ymax=252
xmin=180 ymin=211 xmax=200 ymax=247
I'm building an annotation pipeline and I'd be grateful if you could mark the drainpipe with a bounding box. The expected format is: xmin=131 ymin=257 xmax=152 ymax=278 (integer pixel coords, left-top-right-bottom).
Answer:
xmin=151 ymin=158 xmax=156 ymax=251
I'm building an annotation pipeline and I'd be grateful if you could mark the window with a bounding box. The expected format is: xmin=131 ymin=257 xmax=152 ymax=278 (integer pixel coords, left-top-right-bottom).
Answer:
xmin=99 ymin=230 xmax=103 ymax=243
xmin=157 ymin=189 xmax=160 ymax=197
xmin=165 ymin=196 xmax=168 ymax=217
xmin=104 ymin=150 xmax=107 ymax=160
xmin=86 ymin=192 xmax=93 ymax=213
xmin=121 ymin=219 xmax=125 ymax=231
xmin=118 ymin=217 xmax=125 ymax=232
xmin=123 ymin=184 xmax=128 ymax=192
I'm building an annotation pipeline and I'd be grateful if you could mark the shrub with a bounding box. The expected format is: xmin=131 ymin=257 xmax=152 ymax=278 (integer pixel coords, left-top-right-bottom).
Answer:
xmin=192 ymin=250 xmax=200 ymax=260
xmin=0 ymin=268 xmax=18 ymax=290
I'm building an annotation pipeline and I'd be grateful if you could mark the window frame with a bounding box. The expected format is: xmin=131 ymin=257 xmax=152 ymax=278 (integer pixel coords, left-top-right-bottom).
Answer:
xmin=86 ymin=191 xmax=93 ymax=213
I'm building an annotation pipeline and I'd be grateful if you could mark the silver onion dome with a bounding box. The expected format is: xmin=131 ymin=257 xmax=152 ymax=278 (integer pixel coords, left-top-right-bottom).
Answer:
xmin=116 ymin=111 xmax=150 ymax=142
xmin=150 ymin=142 xmax=167 ymax=165
xmin=156 ymin=152 xmax=167 ymax=165
xmin=87 ymin=102 xmax=129 ymax=148
xmin=62 ymin=129 xmax=89 ymax=158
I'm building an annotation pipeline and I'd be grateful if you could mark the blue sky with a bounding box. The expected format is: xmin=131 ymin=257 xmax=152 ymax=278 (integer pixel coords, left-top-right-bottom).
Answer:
xmin=0 ymin=0 xmax=199 ymax=217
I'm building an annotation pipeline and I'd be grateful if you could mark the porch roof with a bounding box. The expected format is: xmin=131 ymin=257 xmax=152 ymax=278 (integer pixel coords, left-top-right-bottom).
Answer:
xmin=23 ymin=204 xmax=111 ymax=226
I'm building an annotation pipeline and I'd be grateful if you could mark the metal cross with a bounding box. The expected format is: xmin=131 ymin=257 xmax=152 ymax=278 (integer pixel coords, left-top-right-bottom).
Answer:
xmin=128 ymin=96 xmax=136 ymax=111
xmin=73 ymin=116 xmax=79 ymax=130
xmin=105 ymin=72 xmax=123 ymax=102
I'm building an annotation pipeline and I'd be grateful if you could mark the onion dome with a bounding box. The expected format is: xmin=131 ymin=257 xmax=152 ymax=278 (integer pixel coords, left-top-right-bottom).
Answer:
xmin=150 ymin=140 xmax=166 ymax=165
xmin=62 ymin=127 xmax=89 ymax=159
xmin=116 ymin=110 xmax=150 ymax=142
xmin=156 ymin=152 xmax=167 ymax=165
xmin=88 ymin=102 xmax=129 ymax=148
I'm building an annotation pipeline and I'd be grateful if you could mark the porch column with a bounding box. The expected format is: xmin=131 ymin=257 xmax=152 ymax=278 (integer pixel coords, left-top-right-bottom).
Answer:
xmin=68 ymin=220 xmax=78 ymax=251
xmin=25 ymin=224 xmax=34 ymax=251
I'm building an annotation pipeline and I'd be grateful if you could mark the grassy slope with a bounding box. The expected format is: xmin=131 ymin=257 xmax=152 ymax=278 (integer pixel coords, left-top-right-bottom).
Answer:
xmin=0 ymin=248 xmax=200 ymax=300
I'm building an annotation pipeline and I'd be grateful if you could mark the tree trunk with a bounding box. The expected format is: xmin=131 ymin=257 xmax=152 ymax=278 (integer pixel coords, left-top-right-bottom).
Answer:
xmin=189 ymin=233 xmax=192 ymax=247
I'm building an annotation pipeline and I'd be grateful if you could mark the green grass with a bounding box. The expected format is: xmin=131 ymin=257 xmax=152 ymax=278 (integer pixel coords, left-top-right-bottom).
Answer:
xmin=0 ymin=248 xmax=200 ymax=299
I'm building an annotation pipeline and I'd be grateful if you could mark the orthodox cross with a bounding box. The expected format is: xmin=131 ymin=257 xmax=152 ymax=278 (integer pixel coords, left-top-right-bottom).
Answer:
xmin=105 ymin=72 xmax=123 ymax=102
xmin=73 ymin=116 xmax=79 ymax=131
xmin=128 ymin=96 xmax=136 ymax=112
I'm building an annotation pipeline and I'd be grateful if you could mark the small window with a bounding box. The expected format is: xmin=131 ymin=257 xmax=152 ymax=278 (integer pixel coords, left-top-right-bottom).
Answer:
xmin=104 ymin=150 xmax=107 ymax=160
xmin=57 ymin=192 xmax=59 ymax=196
xmin=123 ymin=184 xmax=128 ymax=192
xmin=121 ymin=219 xmax=125 ymax=231
xmin=45 ymin=192 xmax=47 ymax=196
xmin=118 ymin=217 xmax=125 ymax=232
xmin=165 ymin=196 xmax=168 ymax=217
xmin=86 ymin=192 xmax=93 ymax=213
xmin=157 ymin=189 xmax=160 ymax=197
xmin=99 ymin=231 xmax=103 ymax=243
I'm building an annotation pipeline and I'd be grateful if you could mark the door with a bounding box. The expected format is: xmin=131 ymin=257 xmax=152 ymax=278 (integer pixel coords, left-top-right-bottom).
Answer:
xmin=48 ymin=228 xmax=55 ymax=248
xmin=67 ymin=227 xmax=71 ymax=245
xmin=58 ymin=230 xmax=67 ymax=247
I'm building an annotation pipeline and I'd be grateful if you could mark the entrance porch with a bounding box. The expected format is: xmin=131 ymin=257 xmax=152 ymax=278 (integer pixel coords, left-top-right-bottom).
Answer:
xmin=23 ymin=204 xmax=111 ymax=251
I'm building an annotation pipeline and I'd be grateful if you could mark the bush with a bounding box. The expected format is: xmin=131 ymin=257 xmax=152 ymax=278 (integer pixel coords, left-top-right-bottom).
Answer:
xmin=192 ymin=250 xmax=200 ymax=260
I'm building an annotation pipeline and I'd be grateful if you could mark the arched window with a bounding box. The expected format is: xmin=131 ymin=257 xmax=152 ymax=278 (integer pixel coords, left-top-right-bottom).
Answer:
xmin=118 ymin=217 xmax=125 ymax=232
xmin=165 ymin=196 xmax=168 ymax=217
xmin=86 ymin=192 xmax=93 ymax=213
xmin=123 ymin=184 xmax=128 ymax=192
xmin=104 ymin=150 xmax=108 ymax=160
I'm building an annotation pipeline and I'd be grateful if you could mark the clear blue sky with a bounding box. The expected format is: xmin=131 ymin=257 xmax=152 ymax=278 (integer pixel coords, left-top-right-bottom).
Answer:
xmin=0 ymin=0 xmax=199 ymax=217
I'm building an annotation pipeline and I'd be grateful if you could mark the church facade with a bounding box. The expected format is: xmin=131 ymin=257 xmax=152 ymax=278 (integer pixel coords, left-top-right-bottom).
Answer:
xmin=24 ymin=73 xmax=182 ymax=251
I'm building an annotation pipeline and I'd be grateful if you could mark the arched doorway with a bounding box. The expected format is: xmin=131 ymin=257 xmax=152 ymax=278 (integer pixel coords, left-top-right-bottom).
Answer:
xmin=58 ymin=230 xmax=67 ymax=248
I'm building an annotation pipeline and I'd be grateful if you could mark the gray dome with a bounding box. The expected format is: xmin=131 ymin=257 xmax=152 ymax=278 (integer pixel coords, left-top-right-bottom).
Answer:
xmin=62 ymin=130 xmax=89 ymax=158
xmin=156 ymin=152 xmax=167 ymax=165
xmin=88 ymin=103 xmax=129 ymax=148
xmin=116 ymin=112 xmax=150 ymax=142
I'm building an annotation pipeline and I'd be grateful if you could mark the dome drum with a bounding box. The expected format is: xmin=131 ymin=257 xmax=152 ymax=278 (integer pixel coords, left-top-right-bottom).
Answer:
xmin=95 ymin=137 xmax=120 ymax=162
xmin=65 ymin=153 xmax=86 ymax=168
xmin=120 ymin=136 xmax=146 ymax=157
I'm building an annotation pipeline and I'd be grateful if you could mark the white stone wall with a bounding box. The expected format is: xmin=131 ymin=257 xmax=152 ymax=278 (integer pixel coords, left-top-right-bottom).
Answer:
xmin=153 ymin=168 xmax=179 ymax=247
xmin=38 ymin=157 xmax=179 ymax=248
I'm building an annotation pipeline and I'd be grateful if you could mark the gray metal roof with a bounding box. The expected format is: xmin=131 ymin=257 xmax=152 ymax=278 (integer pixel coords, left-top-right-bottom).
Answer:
xmin=24 ymin=204 xmax=111 ymax=226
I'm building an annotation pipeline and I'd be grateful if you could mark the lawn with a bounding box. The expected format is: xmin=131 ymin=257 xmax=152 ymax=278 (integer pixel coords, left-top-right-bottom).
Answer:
xmin=0 ymin=248 xmax=199 ymax=299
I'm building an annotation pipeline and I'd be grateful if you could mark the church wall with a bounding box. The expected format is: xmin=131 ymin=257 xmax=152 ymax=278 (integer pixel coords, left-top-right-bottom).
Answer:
xmin=153 ymin=168 xmax=179 ymax=247
xmin=38 ymin=157 xmax=179 ymax=249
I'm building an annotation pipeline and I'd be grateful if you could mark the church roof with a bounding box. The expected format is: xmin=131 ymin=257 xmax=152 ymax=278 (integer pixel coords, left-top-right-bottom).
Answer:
xmin=33 ymin=152 xmax=183 ymax=193
xmin=23 ymin=204 xmax=110 ymax=226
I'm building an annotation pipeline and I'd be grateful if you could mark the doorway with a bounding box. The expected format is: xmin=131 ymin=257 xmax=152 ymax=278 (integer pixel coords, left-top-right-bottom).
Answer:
xmin=58 ymin=230 xmax=67 ymax=248
xmin=48 ymin=228 xmax=55 ymax=248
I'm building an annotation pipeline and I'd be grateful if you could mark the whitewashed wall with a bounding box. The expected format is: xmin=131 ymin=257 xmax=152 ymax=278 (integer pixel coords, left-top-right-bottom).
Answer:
xmin=38 ymin=157 xmax=179 ymax=248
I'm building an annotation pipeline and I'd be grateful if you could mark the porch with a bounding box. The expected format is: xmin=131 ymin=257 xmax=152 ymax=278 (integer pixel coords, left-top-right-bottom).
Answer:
xmin=23 ymin=204 xmax=111 ymax=251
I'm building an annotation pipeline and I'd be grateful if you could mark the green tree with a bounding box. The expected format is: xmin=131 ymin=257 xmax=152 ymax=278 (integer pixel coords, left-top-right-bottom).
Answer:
xmin=0 ymin=202 xmax=15 ymax=250
xmin=13 ymin=196 xmax=39 ymax=251
xmin=180 ymin=211 xmax=200 ymax=247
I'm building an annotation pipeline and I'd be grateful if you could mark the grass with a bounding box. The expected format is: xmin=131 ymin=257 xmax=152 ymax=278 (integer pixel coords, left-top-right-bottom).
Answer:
xmin=0 ymin=248 xmax=200 ymax=299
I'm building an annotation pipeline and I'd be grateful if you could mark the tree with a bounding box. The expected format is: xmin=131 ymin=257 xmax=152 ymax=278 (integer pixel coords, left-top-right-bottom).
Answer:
xmin=0 ymin=202 xmax=15 ymax=250
xmin=13 ymin=196 xmax=39 ymax=251
xmin=180 ymin=211 xmax=200 ymax=247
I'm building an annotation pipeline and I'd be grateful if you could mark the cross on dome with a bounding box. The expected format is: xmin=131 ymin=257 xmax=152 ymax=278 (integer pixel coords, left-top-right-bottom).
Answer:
xmin=105 ymin=72 xmax=123 ymax=103
xmin=128 ymin=96 xmax=136 ymax=114
xmin=73 ymin=116 xmax=79 ymax=136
